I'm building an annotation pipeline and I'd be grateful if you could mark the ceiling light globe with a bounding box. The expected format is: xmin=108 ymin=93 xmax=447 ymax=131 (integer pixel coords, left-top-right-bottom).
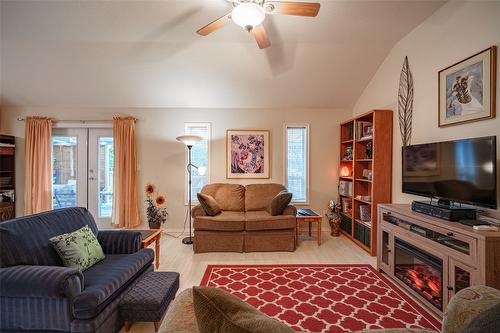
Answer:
xmin=231 ymin=3 xmax=265 ymax=30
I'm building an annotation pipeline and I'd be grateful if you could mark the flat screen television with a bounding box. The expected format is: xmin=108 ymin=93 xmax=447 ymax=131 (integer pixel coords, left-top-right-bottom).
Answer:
xmin=402 ymin=136 xmax=497 ymax=209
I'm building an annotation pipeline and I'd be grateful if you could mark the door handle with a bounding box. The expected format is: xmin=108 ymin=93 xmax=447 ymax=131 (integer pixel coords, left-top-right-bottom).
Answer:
xmin=89 ymin=177 xmax=96 ymax=181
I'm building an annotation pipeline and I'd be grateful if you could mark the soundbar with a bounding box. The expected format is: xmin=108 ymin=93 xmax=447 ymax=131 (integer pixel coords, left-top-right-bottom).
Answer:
xmin=411 ymin=201 xmax=476 ymax=221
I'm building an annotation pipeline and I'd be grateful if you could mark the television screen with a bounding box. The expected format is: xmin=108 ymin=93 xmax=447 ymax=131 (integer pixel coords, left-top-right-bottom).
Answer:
xmin=402 ymin=136 xmax=497 ymax=209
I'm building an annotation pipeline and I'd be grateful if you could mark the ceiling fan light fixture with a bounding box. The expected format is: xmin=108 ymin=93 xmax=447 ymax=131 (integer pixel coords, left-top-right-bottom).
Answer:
xmin=231 ymin=3 xmax=265 ymax=31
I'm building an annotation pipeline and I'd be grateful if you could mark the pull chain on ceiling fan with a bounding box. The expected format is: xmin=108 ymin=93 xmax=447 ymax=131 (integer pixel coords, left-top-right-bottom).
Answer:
xmin=196 ymin=0 xmax=321 ymax=49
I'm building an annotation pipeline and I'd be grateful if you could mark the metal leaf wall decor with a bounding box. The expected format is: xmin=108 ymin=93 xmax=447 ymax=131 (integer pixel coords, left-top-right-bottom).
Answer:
xmin=398 ymin=56 xmax=413 ymax=147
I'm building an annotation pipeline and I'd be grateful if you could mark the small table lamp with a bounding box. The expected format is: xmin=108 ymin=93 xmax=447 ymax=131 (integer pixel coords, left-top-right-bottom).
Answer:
xmin=176 ymin=135 xmax=205 ymax=245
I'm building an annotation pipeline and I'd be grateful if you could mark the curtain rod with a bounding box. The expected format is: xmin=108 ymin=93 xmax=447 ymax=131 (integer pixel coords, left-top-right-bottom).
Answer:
xmin=16 ymin=117 xmax=137 ymax=122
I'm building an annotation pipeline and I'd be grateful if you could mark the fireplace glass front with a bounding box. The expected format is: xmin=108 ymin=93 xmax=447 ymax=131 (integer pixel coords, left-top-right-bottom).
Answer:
xmin=394 ymin=238 xmax=443 ymax=310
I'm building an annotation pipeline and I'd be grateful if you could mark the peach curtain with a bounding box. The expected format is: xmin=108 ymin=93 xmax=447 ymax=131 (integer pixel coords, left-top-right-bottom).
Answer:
xmin=112 ymin=117 xmax=141 ymax=228
xmin=24 ymin=116 xmax=53 ymax=215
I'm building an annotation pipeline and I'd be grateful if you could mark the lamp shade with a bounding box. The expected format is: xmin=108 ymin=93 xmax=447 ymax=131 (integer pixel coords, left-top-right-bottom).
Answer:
xmin=176 ymin=135 xmax=203 ymax=147
xmin=231 ymin=3 xmax=265 ymax=30
xmin=197 ymin=166 xmax=207 ymax=176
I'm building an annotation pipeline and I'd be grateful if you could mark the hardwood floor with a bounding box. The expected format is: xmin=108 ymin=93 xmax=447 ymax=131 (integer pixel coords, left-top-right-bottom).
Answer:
xmin=121 ymin=231 xmax=375 ymax=333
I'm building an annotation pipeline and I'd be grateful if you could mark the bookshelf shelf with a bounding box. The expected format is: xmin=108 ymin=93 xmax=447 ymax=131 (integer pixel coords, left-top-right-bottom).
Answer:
xmin=355 ymin=219 xmax=372 ymax=228
xmin=354 ymin=198 xmax=372 ymax=205
xmin=338 ymin=110 xmax=393 ymax=256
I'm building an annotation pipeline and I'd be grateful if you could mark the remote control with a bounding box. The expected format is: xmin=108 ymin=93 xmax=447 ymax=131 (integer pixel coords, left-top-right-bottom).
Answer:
xmin=473 ymin=225 xmax=499 ymax=231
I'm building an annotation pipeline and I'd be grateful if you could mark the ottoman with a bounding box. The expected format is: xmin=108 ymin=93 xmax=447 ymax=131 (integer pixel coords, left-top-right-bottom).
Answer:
xmin=120 ymin=271 xmax=180 ymax=332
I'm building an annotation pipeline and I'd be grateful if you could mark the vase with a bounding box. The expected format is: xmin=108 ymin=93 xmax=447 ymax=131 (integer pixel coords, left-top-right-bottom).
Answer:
xmin=328 ymin=214 xmax=341 ymax=237
xmin=148 ymin=220 xmax=162 ymax=229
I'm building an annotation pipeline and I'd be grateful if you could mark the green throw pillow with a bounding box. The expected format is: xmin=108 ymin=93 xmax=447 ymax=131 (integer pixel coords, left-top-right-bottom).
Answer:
xmin=50 ymin=225 xmax=105 ymax=271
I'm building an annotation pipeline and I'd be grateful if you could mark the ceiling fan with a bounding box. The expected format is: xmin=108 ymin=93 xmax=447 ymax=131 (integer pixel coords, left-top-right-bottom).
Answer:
xmin=196 ymin=0 xmax=321 ymax=49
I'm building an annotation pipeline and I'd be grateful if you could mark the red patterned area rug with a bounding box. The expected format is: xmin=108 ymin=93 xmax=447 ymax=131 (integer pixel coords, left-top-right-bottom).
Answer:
xmin=200 ymin=264 xmax=441 ymax=333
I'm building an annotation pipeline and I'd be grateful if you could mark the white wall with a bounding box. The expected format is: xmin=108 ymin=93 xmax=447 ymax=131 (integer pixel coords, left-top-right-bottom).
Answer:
xmin=0 ymin=107 xmax=350 ymax=229
xmin=353 ymin=1 xmax=500 ymax=218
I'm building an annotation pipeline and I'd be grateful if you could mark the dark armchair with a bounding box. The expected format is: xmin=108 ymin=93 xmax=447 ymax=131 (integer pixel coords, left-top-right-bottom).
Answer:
xmin=0 ymin=207 xmax=154 ymax=333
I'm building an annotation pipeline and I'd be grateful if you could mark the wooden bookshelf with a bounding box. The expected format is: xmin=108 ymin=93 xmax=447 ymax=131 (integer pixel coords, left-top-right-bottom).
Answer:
xmin=338 ymin=110 xmax=392 ymax=256
xmin=0 ymin=135 xmax=15 ymax=222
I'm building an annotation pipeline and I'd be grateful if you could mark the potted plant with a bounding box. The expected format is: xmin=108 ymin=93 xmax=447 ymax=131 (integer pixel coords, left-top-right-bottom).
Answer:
xmin=326 ymin=199 xmax=342 ymax=237
xmin=144 ymin=183 xmax=168 ymax=229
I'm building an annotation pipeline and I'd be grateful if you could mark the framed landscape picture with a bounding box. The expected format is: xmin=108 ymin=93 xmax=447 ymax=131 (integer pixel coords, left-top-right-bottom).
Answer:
xmin=226 ymin=129 xmax=270 ymax=179
xmin=438 ymin=46 xmax=497 ymax=127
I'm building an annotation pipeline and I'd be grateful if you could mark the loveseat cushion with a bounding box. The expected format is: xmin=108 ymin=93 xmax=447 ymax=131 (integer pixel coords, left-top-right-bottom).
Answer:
xmin=266 ymin=191 xmax=292 ymax=216
xmin=72 ymin=248 xmax=154 ymax=319
xmin=461 ymin=302 xmax=500 ymax=333
xmin=197 ymin=193 xmax=222 ymax=216
xmin=192 ymin=286 xmax=295 ymax=333
xmin=194 ymin=212 xmax=245 ymax=231
xmin=245 ymin=211 xmax=296 ymax=231
xmin=245 ymin=184 xmax=286 ymax=211
xmin=201 ymin=183 xmax=245 ymax=211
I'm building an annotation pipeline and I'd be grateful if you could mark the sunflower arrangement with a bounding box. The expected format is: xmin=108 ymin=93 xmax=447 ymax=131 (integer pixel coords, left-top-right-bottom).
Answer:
xmin=144 ymin=183 xmax=168 ymax=229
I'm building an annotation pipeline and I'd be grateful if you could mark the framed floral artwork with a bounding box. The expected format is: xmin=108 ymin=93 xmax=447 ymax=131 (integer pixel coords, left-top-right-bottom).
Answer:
xmin=226 ymin=129 xmax=270 ymax=179
xmin=438 ymin=46 xmax=497 ymax=127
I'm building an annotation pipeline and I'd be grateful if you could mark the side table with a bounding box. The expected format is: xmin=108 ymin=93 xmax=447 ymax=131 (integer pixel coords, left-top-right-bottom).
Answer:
xmin=296 ymin=209 xmax=322 ymax=246
xmin=139 ymin=229 xmax=161 ymax=269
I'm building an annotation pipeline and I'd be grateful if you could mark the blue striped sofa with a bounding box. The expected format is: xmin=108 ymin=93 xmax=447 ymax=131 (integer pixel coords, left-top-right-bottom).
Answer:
xmin=0 ymin=207 xmax=154 ymax=333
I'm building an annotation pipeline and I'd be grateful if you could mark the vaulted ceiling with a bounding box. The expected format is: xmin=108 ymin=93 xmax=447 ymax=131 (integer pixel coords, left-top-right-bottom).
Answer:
xmin=0 ymin=0 xmax=445 ymax=109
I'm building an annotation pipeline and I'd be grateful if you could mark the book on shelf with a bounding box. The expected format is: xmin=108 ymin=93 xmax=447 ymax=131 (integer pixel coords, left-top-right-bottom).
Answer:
xmin=339 ymin=180 xmax=353 ymax=197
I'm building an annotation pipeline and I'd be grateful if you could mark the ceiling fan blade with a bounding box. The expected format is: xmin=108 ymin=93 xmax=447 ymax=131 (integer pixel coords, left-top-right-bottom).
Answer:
xmin=265 ymin=1 xmax=320 ymax=17
xmin=252 ymin=25 xmax=271 ymax=49
xmin=196 ymin=13 xmax=231 ymax=36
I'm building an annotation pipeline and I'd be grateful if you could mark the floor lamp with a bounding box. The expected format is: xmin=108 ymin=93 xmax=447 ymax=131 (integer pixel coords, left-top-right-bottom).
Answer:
xmin=176 ymin=135 xmax=205 ymax=245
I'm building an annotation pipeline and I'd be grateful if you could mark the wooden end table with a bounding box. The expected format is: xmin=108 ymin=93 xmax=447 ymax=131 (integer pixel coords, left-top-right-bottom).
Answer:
xmin=296 ymin=209 xmax=322 ymax=246
xmin=138 ymin=229 xmax=161 ymax=269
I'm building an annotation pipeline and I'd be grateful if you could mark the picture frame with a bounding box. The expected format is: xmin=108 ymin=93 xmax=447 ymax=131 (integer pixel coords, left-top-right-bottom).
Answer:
xmin=362 ymin=124 xmax=373 ymax=139
xmin=438 ymin=46 xmax=497 ymax=127
xmin=226 ymin=129 xmax=270 ymax=179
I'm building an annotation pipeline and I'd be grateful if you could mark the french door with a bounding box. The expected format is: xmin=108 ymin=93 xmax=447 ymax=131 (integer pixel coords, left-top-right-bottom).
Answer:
xmin=52 ymin=128 xmax=114 ymax=226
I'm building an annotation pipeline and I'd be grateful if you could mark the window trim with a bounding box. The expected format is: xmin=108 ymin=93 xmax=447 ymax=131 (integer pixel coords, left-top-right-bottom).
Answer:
xmin=283 ymin=123 xmax=310 ymax=205
xmin=184 ymin=122 xmax=211 ymax=205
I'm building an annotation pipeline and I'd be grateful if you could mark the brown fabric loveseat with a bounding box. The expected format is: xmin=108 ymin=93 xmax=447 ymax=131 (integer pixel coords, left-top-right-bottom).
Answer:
xmin=192 ymin=183 xmax=296 ymax=253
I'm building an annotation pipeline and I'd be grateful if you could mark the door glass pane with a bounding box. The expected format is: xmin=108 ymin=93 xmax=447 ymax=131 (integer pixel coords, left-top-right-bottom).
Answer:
xmin=52 ymin=136 xmax=78 ymax=209
xmin=454 ymin=266 xmax=471 ymax=293
xmin=382 ymin=231 xmax=389 ymax=265
xmin=98 ymin=137 xmax=113 ymax=218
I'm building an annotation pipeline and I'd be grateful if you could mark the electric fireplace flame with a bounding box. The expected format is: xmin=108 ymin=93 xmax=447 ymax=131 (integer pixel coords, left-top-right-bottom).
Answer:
xmin=396 ymin=264 xmax=443 ymax=310
xmin=394 ymin=239 xmax=443 ymax=310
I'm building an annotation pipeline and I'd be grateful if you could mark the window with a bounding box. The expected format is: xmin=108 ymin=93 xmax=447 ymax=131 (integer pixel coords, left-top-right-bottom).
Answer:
xmin=284 ymin=124 xmax=309 ymax=204
xmin=185 ymin=122 xmax=211 ymax=203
